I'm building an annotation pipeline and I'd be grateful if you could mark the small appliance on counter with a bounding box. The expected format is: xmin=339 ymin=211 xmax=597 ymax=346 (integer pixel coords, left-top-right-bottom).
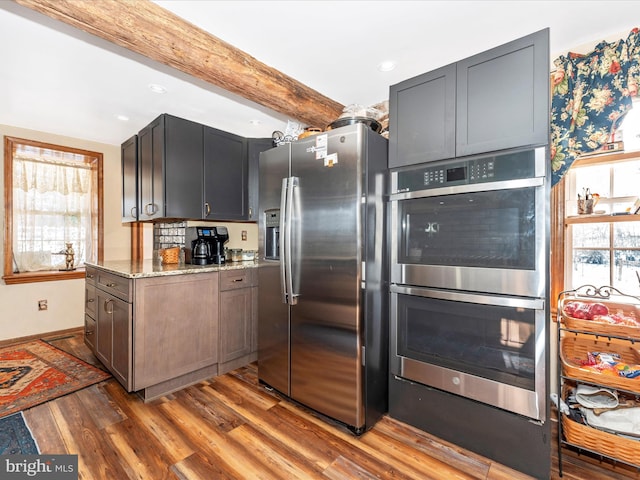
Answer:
xmin=184 ymin=226 xmax=229 ymax=265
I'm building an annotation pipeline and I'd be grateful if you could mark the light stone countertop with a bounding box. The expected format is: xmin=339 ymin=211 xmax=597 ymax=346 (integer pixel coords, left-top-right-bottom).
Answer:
xmin=85 ymin=259 xmax=258 ymax=279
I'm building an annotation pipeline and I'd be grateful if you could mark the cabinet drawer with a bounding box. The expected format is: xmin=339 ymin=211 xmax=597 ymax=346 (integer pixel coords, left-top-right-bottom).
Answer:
xmin=85 ymin=283 xmax=97 ymax=317
xmin=220 ymin=268 xmax=256 ymax=291
xmin=84 ymin=314 xmax=96 ymax=353
xmin=85 ymin=266 xmax=97 ymax=285
xmin=96 ymin=270 xmax=131 ymax=302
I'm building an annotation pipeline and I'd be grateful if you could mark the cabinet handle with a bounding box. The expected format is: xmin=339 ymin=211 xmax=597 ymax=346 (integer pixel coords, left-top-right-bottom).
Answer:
xmin=232 ymin=278 xmax=244 ymax=283
xmin=248 ymin=207 xmax=253 ymax=217
xmin=106 ymin=282 xmax=117 ymax=288
xmin=87 ymin=274 xmax=94 ymax=279
xmin=144 ymin=203 xmax=157 ymax=216
xmin=130 ymin=206 xmax=137 ymax=218
xmin=103 ymin=299 xmax=113 ymax=314
xmin=85 ymin=330 xmax=94 ymax=336
xmin=87 ymin=298 xmax=95 ymax=303
xmin=204 ymin=202 xmax=211 ymax=217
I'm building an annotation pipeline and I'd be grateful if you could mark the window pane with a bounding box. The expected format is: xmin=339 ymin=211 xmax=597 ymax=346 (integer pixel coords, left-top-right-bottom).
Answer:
xmin=572 ymin=223 xmax=609 ymax=248
xmin=572 ymin=249 xmax=610 ymax=288
xmin=574 ymin=165 xmax=610 ymax=199
xmin=614 ymin=223 xmax=640 ymax=248
xmin=613 ymin=162 xmax=640 ymax=197
xmin=614 ymin=250 xmax=640 ymax=292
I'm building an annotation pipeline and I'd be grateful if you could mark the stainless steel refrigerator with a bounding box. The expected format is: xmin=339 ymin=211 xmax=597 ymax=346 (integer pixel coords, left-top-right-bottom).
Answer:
xmin=257 ymin=123 xmax=388 ymax=434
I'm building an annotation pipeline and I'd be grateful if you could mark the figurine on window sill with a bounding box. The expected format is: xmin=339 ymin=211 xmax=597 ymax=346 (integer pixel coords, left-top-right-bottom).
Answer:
xmin=61 ymin=242 xmax=75 ymax=271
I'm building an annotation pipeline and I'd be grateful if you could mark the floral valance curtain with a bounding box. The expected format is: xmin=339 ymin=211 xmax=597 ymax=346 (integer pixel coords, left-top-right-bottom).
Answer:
xmin=551 ymin=28 xmax=640 ymax=186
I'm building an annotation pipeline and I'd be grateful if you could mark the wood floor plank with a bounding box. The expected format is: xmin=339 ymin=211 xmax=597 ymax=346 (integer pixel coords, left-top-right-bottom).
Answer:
xmin=102 ymin=379 xmax=195 ymax=464
xmin=158 ymin=397 xmax=283 ymax=479
xmin=103 ymin=417 xmax=180 ymax=480
xmin=323 ymin=454 xmax=384 ymax=480
xmin=48 ymin=392 xmax=131 ymax=480
xmin=170 ymin=452 xmax=237 ymax=480
xmin=22 ymin=402 xmax=67 ymax=454
xmin=75 ymin=382 xmax=126 ymax=430
xmin=228 ymin=423 xmax=325 ymax=479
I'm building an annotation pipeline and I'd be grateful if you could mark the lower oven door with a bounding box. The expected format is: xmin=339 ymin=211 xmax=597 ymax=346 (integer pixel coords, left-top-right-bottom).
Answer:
xmin=390 ymin=285 xmax=547 ymax=421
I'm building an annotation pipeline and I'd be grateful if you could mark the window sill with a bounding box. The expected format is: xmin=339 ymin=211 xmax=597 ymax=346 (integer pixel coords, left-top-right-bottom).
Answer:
xmin=565 ymin=213 xmax=640 ymax=225
xmin=3 ymin=268 xmax=86 ymax=285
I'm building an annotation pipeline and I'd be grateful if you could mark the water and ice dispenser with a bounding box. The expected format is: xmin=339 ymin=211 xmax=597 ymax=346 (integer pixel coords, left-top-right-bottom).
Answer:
xmin=264 ymin=209 xmax=280 ymax=260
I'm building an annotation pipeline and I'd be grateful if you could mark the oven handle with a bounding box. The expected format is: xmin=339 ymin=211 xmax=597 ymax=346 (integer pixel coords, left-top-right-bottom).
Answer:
xmin=390 ymin=284 xmax=545 ymax=310
xmin=389 ymin=176 xmax=544 ymax=201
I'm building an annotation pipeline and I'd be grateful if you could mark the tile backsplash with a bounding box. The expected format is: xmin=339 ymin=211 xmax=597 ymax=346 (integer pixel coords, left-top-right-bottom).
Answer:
xmin=153 ymin=221 xmax=258 ymax=252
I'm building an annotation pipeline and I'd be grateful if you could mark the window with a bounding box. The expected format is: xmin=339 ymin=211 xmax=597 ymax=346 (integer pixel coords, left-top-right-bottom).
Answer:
xmin=3 ymin=137 xmax=103 ymax=284
xmin=562 ymin=155 xmax=640 ymax=293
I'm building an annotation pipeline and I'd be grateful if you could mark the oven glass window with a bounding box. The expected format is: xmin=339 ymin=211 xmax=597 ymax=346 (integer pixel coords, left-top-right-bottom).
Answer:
xmin=397 ymin=294 xmax=536 ymax=391
xmin=399 ymin=187 xmax=536 ymax=269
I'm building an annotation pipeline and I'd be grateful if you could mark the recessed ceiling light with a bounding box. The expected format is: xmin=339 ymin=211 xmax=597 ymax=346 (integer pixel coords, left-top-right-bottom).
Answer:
xmin=148 ymin=83 xmax=167 ymax=94
xmin=377 ymin=61 xmax=397 ymax=72
xmin=116 ymin=114 xmax=130 ymax=122
xmin=249 ymin=119 xmax=261 ymax=126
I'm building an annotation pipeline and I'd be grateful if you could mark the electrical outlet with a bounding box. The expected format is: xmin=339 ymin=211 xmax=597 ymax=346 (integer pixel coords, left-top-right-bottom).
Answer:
xmin=38 ymin=299 xmax=48 ymax=311
xmin=241 ymin=230 xmax=247 ymax=241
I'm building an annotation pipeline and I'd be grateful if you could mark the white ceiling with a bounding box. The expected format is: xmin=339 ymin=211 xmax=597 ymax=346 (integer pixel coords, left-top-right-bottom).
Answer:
xmin=1 ymin=1 xmax=640 ymax=146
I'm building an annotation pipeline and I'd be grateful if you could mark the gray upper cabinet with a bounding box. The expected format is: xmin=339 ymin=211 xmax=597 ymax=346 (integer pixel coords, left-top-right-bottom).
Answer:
xmin=456 ymin=28 xmax=549 ymax=157
xmin=204 ymin=126 xmax=248 ymax=221
xmin=247 ymin=138 xmax=274 ymax=222
xmin=389 ymin=64 xmax=456 ymax=168
xmin=138 ymin=114 xmax=203 ymax=221
xmin=121 ymin=135 xmax=138 ymax=222
xmin=389 ymin=28 xmax=549 ymax=167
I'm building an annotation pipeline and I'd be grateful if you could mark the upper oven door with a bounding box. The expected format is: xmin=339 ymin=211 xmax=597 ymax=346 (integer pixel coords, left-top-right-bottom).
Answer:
xmin=390 ymin=149 xmax=547 ymax=297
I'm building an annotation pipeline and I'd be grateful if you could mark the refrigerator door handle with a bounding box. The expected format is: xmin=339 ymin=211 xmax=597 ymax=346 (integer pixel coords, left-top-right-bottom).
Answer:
xmin=279 ymin=177 xmax=289 ymax=304
xmin=285 ymin=176 xmax=299 ymax=305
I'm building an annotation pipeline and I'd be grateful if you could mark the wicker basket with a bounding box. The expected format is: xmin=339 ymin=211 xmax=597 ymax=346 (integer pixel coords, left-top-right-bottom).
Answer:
xmin=560 ymin=335 xmax=640 ymax=392
xmin=159 ymin=247 xmax=180 ymax=265
xmin=560 ymin=298 xmax=640 ymax=339
xmin=561 ymin=414 xmax=640 ymax=466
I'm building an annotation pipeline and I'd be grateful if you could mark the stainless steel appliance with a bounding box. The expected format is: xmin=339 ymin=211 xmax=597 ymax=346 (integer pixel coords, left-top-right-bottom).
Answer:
xmin=184 ymin=226 xmax=229 ymax=265
xmin=388 ymin=146 xmax=551 ymax=479
xmin=257 ymin=123 xmax=388 ymax=434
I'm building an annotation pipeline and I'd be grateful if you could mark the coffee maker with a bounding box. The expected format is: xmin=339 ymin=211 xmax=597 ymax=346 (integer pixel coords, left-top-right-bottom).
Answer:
xmin=185 ymin=226 xmax=229 ymax=265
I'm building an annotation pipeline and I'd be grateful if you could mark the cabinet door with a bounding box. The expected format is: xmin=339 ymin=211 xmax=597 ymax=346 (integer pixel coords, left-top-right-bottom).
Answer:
xmin=164 ymin=114 xmax=204 ymax=219
xmin=204 ymin=126 xmax=248 ymax=220
xmin=138 ymin=115 xmax=165 ymax=221
xmin=95 ymin=290 xmax=112 ymax=368
xmin=247 ymin=138 xmax=274 ymax=222
xmin=219 ymin=287 xmax=252 ymax=363
xmin=121 ymin=135 xmax=138 ymax=222
xmin=96 ymin=290 xmax=132 ymax=390
xmin=133 ymin=273 xmax=219 ymax=390
xmin=389 ymin=63 xmax=456 ymax=167
xmin=456 ymin=28 xmax=549 ymax=157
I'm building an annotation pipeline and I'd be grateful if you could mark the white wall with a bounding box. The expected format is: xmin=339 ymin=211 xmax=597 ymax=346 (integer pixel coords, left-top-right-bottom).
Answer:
xmin=0 ymin=124 xmax=130 ymax=341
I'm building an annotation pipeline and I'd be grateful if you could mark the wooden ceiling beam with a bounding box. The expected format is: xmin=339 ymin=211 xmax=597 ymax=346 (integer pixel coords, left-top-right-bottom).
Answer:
xmin=14 ymin=0 xmax=344 ymax=128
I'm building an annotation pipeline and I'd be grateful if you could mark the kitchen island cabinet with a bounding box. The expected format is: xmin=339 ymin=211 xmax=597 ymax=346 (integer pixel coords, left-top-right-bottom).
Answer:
xmin=218 ymin=268 xmax=257 ymax=374
xmin=389 ymin=28 xmax=549 ymax=167
xmin=85 ymin=260 xmax=257 ymax=400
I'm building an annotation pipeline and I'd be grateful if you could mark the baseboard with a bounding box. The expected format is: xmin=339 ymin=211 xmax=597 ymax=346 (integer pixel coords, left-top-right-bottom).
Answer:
xmin=0 ymin=326 xmax=84 ymax=348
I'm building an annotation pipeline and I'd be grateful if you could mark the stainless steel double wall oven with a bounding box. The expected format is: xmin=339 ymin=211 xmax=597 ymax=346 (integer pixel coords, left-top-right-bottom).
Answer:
xmin=389 ymin=146 xmax=548 ymax=420
xmin=388 ymin=146 xmax=551 ymax=476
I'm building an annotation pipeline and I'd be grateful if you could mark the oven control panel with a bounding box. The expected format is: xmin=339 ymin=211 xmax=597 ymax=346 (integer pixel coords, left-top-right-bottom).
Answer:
xmin=393 ymin=148 xmax=539 ymax=193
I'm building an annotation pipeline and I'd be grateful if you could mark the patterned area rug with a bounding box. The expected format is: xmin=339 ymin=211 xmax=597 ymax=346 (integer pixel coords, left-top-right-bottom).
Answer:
xmin=0 ymin=412 xmax=39 ymax=454
xmin=0 ymin=340 xmax=111 ymax=419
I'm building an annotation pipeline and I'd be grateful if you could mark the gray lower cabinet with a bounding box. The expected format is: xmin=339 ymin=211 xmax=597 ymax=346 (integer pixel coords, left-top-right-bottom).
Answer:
xmin=85 ymin=267 xmax=220 ymax=401
xmin=389 ymin=28 xmax=549 ymax=167
xmin=218 ymin=268 xmax=258 ymax=374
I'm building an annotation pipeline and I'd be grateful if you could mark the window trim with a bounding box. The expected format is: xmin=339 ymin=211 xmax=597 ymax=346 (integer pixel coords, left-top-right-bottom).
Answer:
xmin=3 ymin=136 xmax=104 ymax=285
xmin=551 ymin=150 xmax=640 ymax=308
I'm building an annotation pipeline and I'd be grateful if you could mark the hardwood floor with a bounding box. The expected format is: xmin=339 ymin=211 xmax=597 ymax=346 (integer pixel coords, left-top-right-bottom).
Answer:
xmin=18 ymin=332 xmax=639 ymax=479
